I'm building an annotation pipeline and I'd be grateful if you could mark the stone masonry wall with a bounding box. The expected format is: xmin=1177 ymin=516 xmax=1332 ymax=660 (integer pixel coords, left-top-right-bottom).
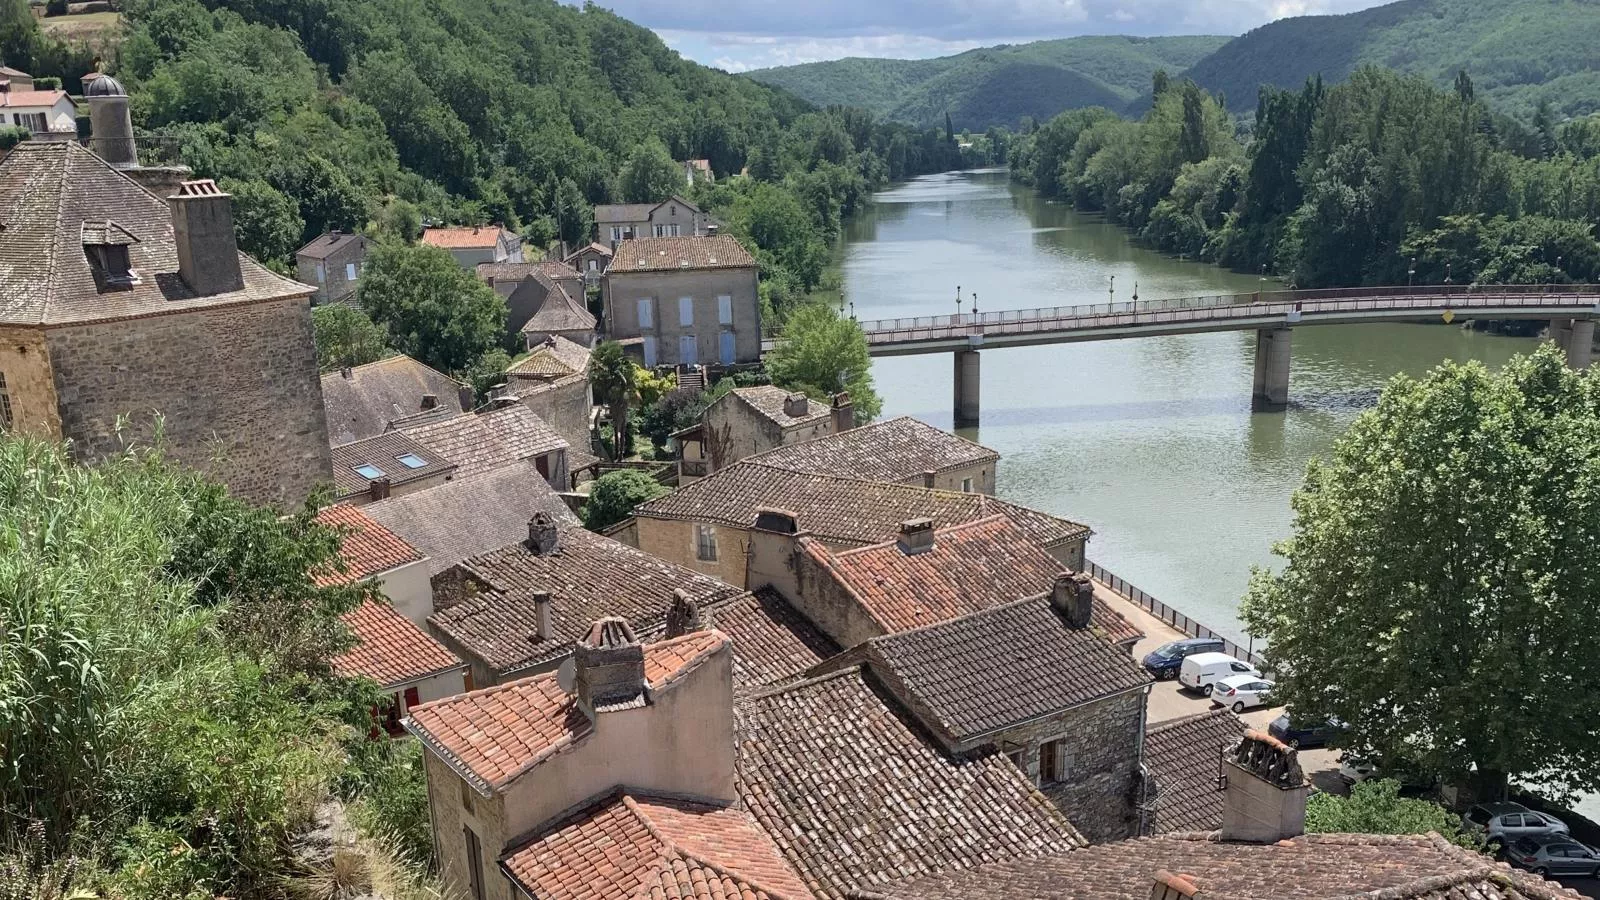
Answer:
xmin=46 ymin=297 xmax=333 ymax=506
xmin=1000 ymin=688 xmax=1146 ymax=843
xmin=0 ymin=326 xmax=63 ymax=438
xmin=604 ymin=267 xmax=761 ymax=365
xmin=517 ymin=378 xmax=592 ymax=463
xmin=423 ymin=750 xmax=514 ymax=900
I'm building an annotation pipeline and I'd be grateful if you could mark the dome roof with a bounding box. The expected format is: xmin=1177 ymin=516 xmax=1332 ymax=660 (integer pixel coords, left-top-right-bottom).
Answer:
xmin=84 ymin=73 xmax=126 ymax=98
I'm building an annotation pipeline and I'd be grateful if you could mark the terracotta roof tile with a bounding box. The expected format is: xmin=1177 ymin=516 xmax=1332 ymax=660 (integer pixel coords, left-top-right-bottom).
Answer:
xmin=328 ymin=431 xmax=456 ymax=499
xmin=735 ymin=667 xmax=1083 ymax=899
xmin=1142 ymin=710 xmax=1248 ymax=834
xmin=612 ymin=235 xmax=755 ymax=272
xmin=401 ymin=404 xmax=567 ymax=477
xmin=319 ymin=355 xmax=469 ymax=446
xmin=0 ymin=90 xmax=67 ymax=108
xmin=701 ymin=588 xmax=840 ymax=692
xmin=408 ymin=631 xmax=728 ymax=793
xmin=313 ymin=504 xmax=424 ymax=586
xmin=747 ymin=417 xmax=997 ymax=483
xmin=421 ymin=225 xmax=513 ymax=249
xmin=333 ymin=599 xmax=463 ymax=688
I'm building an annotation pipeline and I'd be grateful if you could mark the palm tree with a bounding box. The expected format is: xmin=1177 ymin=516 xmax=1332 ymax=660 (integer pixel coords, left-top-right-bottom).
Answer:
xmin=589 ymin=341 xmax=637 ymax=460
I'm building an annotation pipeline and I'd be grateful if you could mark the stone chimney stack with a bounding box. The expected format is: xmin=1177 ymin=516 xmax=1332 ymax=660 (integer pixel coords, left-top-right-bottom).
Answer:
xmin=782 ymin=393 xmax=809 ymax=419
xmin=746 ymin=508 xmax=802 ymax=602
xmin=1051 ymin=572 xmax=1095 ymax=629
xmin=664 ymin=588 xmax=702 ymax=638
xmin=421 ymin=393 xmax=439 ymax=410
xmin=169 ymin=180 xmax=244 ymax=297
xmin=830 ymin=392 xmax=854 ymax=432
xmin=84 ymin=74 xmax=137 ymax=169
xmin=368 ymin=476 xmax=392 ymax=502
xmin=572 ymin=617 xmax=647 ymax=719
xmin=526 ymin=512 xmax=559 ymax=555
xmin=896 ymin=518 xmax=936 ymax=555
xmin=458 ymin=383 xmax=477 ymax=412
xmin=1220 ymin=730 xmax=1310 ymax=843
xmin=533 ymin=591 xmax=552 ymax=641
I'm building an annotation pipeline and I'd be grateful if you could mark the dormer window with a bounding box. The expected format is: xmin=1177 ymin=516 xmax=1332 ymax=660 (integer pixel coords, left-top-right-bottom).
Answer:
xmin=81 ymin=220 xmax=140 ymax=291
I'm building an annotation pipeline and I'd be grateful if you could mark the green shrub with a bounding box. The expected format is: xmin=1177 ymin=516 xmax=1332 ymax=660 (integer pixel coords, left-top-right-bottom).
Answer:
xmin=582 ymin=470 xmax=669 ymax=532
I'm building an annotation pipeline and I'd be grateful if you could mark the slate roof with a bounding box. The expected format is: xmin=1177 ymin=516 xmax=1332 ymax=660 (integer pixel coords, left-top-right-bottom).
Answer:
xmin=401 ymin=404 xmax=567 ymax=477
xmin=814 ymin=515 xmax=1133 ymax=642
xmin=421 ymin=224 xmax=512 ymax=250
xmin=362 ymin=460 xmax=577 ymax=578
xmin=735 ymin=667 xmax=1084 ymax=899
xmin=0 ymin=142 xmax=314 ymax=327
xmin=429 ymin=526 xmax=743 ymax=677
xmin=501 ymin=790 xmax=815 ymax=900
xmin=406 ymin=630 xmax=729 ymax=794
xmin=748 ymin=417 xmax=997 ymax=483
xmin=328 ymin=431 xmax=456 ymax=499
xmin=857 ymin=596 xmax=1151 ymax=746
xmin=701 ymin=588 xmax=840 ymax=692
xmin=507 ymin=335 xmax=591 ymax=378
xmin=565 ymin=241 xmax=613 ymax=261
xmin=295 ymin=231 xmax=364 ymax=260
xmin=320 ymin=355 xmax=469 ymax=446
xmin=612 ymin=235 xmax=756 ymax=273
xmin=594 ymin=203 xmax=657 ymax=223
xmin=635 ymin=462 xmax=1090 ymax=551
xmin=518 ymin=274 xmax=596 ymax=335
xmin=1142 ymin=710 xmax=1247 ymax=835
xmin=854 ymin=832 xmax=1584 ymax=900
xmin=312 ymin=503 xmax=425 ymax=586
xmin=334 ymin=599 xmax=464 ymax=689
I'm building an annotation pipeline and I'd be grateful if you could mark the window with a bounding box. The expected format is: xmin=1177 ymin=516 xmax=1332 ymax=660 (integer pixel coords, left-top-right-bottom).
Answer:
xmin=314 ymin=262 xmax=326 ymax=283
xmin=642 ymin=336 xmax=658 ymax=368
xmin=655 ymin=223 xmax=681 ymax=237
xmin=395 ymin=453 xmax=428 ymax=469
xmin=717 ymin=294 xmax=733 ymax=325
xmin=0 ymin=372 xmax=12 ymax=431
xmin=718 ymin=331 xmax=735 ymax=365
xmin=961 ymin=477 xmax=974 ymax=492
xmin=610 ymin=227 xmax=624 ymax=243
xmin=679 ymin=296 xmax=694 ymax=326
xmin=587 ymin=259 xmax=598 ymax=272
xmin=460 ymin=778 xmax=476 ymax=815
xmin=15 ymin=112 xmax=44 ymax=132
xmin=694 ymin=523 xmax=718 ymax=562
xmin=1039 ymin=739 xmax=1071 ymax=784
xmin=463 ymin=827 xmax=486 ymax=900
xmin=353 ymin=463 xmax=386 ymax=480
xmin=679 ymin=334 xmax=698 ymax=366
xmin=345 ymin=262 xmax=359 ymax=281
xmin=637 ymin=298 xmax=654 ymax=329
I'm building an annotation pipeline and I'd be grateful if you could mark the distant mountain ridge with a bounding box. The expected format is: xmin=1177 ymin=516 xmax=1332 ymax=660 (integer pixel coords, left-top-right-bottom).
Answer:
xmin=744 ymin=35 xmax=1229 ymax=130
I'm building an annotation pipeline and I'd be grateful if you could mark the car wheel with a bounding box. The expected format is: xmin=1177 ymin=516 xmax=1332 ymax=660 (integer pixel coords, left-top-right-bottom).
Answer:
xmin=1201 ymin=684 xmax=1213 ymax=697
xmin=1533 ymin=867 xmax=1548 ymax=878
xmin=1287 ymin=738 xmax=1300 ymax=748
xmin=1231 ymin=701 xmax=1246 ymax=713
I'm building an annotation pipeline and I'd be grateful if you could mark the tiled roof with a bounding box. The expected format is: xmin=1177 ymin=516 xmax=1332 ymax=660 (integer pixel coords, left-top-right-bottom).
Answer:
xmin=401 ymin=404 xmax=567 ymax=477
xmin=748 ymin=417 xmax=997 ymax=483
xmin=731 ymin=386 xmax=830 ymax=429
xmin=429 ymin=526 xmax=743 ymax=676
xmin=565 ymin=241 xmax=613 ymax=261
xmin=612 ymin=235 xmax=756 ymax=272
xmin=814 ymin=515 xmax=1130 ymax=641
xmin=594 ymin=203 xmax=657 ymax=223
xmin=519 ymin=275 xmax=596 ymax=334
xmin=362 ymin=460 xmax=577 ymax=578
xmin=328 ymin=431 xmax=456 ymax=498
xmin=0 ymin=90 xmax=67 ymax=108
xmin=507 ymin=335 xmax=591 ymax=378
xmin=320 ymin=355 xmax=469 ymax=446
xmin=501 ymin=791 xmax=815 ymax=900
xmin=0 ymin=142 xmax=314 ymax=327
xmin=421 ymin=225 xmax=512 ymax=249
xmin=334 ymin=599 xmax=464 ymax=688
xmin=406 ymin=630 xmax=729 ymax=794
xmin=736 ymin=667 xmax=1083 ymax=899
xmin=860 ymin=596 xmax=1151 ymax=746
xmin=855 ymin=832 xmax=1585 ymax=900
xmin=312 ymin=503 xmax=424 ymax=586
xmin=1142 ymin=710 xmax=1247 ymax=835
xmin=701 ymin=588 xmax=840 ymax=692
xmin=295 ymin=231 xmax=364 ymax=260
xmin=635 ymin=462 xmax=1090 ymax=551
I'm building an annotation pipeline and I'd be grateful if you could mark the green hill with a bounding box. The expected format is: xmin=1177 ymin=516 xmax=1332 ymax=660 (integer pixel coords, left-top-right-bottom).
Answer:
xmin=745 ymin=35 xmax=1230 ymax=129
xmin=1177 ymin=0 xmax=1600 ymax=119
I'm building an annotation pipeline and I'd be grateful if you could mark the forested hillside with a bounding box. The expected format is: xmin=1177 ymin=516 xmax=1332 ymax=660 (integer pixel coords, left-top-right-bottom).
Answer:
xmin=746 ymin=35 xmax=1227 ymax=129
xmin=1178 ymin=0 xmax=1600 ymax=119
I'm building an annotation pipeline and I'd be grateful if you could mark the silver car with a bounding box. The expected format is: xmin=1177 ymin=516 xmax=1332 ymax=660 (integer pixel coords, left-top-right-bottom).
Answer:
xmin=1463 ymin=801 xmax=1569 ymax=846
xmin=1504 ymin=834 xmax=1600 ymax=879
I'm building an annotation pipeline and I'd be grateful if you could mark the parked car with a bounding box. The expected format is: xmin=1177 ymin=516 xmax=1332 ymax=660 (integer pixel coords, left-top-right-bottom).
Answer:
xmin=1463 ymin=802 xmax=1570 ymax=847
xmin=1503 ymin=834 xmax=1600 ymax=878
xmin=1267 ymin=713 xmax=1343 ymax=749
xmin=1213 ymin=675 xmax=1274 ymax=712
xmin=1178 ymin=652 xmax=1260 ymax=696
xmin=1337 ymin=754 xmax=1378 ymax=784
xmin=1141 ymin=637 xmax=1225 ymax=680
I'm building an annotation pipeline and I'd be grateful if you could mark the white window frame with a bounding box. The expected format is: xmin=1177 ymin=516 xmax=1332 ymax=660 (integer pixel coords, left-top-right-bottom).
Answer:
xmin=679 ymin=296 xmax=694 ymax=326
xmin=345 ymin=262 xmax=358 ymax=281
xmin=717 ymin=294 xmax=733 ymax=325
xmin=694 ymin=523 xmax=718 ymax=562
xmin=637 ymin=298 xmax=654 ymax=329
xmin=961 ymin=477 xmax=974 ymax=492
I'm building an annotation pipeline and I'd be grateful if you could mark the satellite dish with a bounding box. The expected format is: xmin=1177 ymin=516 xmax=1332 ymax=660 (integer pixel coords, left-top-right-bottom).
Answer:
xmin=556 ymin=657 xmax=576 ymax=694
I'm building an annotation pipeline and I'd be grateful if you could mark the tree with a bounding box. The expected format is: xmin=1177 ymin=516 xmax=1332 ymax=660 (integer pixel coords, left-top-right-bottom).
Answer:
xmin=1241 ymin=346 xmax=1600 ymax=801
xmin=357 ymin=243 xmax=507 ymax=375
xmin=621 ymin=140 xmax=682 ymax=204
xmin=552 ymin=177 xmax=593 ymax=248
xmin=312 ymin=303 xmax=391 ymax=372
xmin=221 ymin=177 xmax=303 ymax=268
xmin=582 ymin=469 xmax=669 ymax=532
xmin=589 ymin=341 xmax=637 ymax=460
xmin=765 ymin=302 xmax=881 ymax=423
xmin=1306 ymin=780 xmax=1476 ymax=847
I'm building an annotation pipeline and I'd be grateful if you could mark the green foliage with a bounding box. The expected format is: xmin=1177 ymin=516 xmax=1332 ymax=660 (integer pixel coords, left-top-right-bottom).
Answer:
xmin=582 ymin=470 xmax=669 ymax=533
xmin=220 ymin=177 xmax=302 ymax=267
xmin=1306 ymin=780 xmax=1477 ymax=847
xmin=345 ymin=739 xmax=432 ymax=866
xmin=589 ymin=341 xmax=637 ymax=460
xmin=0 ymin=125 xmax=30 ymax=151
xmin=1403 ymin=215 xmax=1600 ymax=285
xmin=1240 ymin=346 xmax=1600 ymax=799
xmin=357 ymin=243 xmax=507 ymax=376
xmin=313 ymin=303 xmax=391 ymax=373
xmin=766 ymin=302 xmax=880 ymax=423
xmin=621 ymin=140 xmax=683 ymax=204
xmin=638 ymin=379 xmax=733 ymax=455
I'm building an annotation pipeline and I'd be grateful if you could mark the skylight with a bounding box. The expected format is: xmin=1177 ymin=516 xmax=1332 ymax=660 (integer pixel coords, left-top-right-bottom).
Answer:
xmin=395 ymin=453 xmax=428 ymax=469
xmin=353 ymin=463 xmax=386 ymax=480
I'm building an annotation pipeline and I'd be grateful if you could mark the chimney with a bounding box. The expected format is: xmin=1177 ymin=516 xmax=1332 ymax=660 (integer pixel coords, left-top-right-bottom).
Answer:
xmin=532 ymin=591 xmax=553 ymax=641
xmin=1149 ymin=871 xmax=1201 ymax=900
xmin=830 ymin=392 xmax=854 ymax=433
xmin=84 ymin=74 xmax=137 ymax=169
xmin=459 ymin=383 xmax=477 ymax=412
xmin=169 ymin=180 xmax=243 ymax=297
xmin=1220 ymin=730 xmax=1310 ymax=843
xmin=368 ymin=477 xmax=392 ymax=502
xmin=782 ymin=392 xmax=809 ymax=418
xmin=572 ymin=617 xmax=647 ymax=718
xmin=420 ymin=393 xmax=439 ymax=410
xmin=1051 ymin=572 xmax=1095 ymax=629
xmin=340 ymin=366 xmax=353 ymax=379
xmin=526 ymin=512 xmax=559 ymax=555
xmin=664 ymin=588 xmax=702 ymax=638
xmin=896 ymin=518 xmax=936 ymax=555
xmin=746 ymin=508 xmax=803 ymax=604
xmin=752 ymin=508 xmax=798 ymax=535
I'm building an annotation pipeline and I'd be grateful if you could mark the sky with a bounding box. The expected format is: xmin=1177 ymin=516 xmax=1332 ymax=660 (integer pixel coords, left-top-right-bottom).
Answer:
xmin=596 ymin=0 xmax=1393 ymax=72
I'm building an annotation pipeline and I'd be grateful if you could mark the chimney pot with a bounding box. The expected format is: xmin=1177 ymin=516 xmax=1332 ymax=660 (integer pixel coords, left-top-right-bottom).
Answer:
xmin=459 ymin=383 xmax=476 ymax=412
xmin=572 ymin=617 xmax=647 ymax=718
xmin=421 ymin=393 xmax=439 ymax=410
xmin=665 ymin=588 xmax=702 ymax=638
xmin=1149 ymin=870 xmax=1201 ymax=900
xmin=168 ymin=179 xmax=243 ymax=297
xmin=782 ymin=393 xmax=809 ymax=418
xmin=527 ymin=512 xmax=559 ymax=555
xmin=896 ymin=518 xmax=936 ymax=555
xmin=369 ymin=476 xmax=392 ymax=502
xmin=1220 ymin=731 xmax=1310 ymax=843
xmin=533 ymin=591 xmax=553 ymax=640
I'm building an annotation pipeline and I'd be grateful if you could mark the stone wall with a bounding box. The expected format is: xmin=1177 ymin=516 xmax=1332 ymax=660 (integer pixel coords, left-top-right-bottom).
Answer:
xmin=45 ymin=297 xmax=333 ymax=506
xmin=423 ymin=750 xmax=514 ymax=900
xmin=295 ymin=238 xmax=365 ymax=304
xmin=516 ymin=377 xmax=592 ymax=462
xmin=922 ymin=460 xmax=995 ymax=495
xmin=634 ymin=517 xmax=749 ymax=587
xmin=999 ymin=688 xmax=1146 ymax=843
xmin=0 ymin=326 xmax=62 ymax=438
xmin=603 ymin=267 xmax=761 ymax=365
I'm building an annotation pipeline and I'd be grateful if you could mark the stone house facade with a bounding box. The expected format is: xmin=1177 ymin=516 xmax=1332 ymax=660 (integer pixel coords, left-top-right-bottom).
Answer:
xmin=603 ymin=235 xmax=760 ymax=367
xmin=687 ymin=386 xmax=841 ymax=477
xmin=594 ymin=196 xmax=712 ymax=247
xmin=294 ymin=231 xmax=368 ymax=304
xmin=563 ymin=241 xmax=611 ymax=283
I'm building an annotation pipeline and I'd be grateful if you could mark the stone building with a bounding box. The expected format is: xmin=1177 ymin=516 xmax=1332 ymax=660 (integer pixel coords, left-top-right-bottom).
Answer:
xmin=294 ymin=231 xmax=368 ymax=304
xmin=563 ymin=241 xmax=611 ymax=283
xmin=421 ymin=224 xmax=522 ymax=268
xmin=0 ymin=139 xmax=331 ymax=505
xmin=400 ymin=402 xmax=572 ymax=490
xmin=320 ymin=354 xmax=473 ymax=446
xmin=603 ymin=235 xmax=760 ymax=367
xmin=674 ymin=386 xmax=844 ymax=480
xmin=476 ymin=260 xmax=594 ymax=346
xmin=329 ymin=430 xmax=458 ymax=506
xmin=594 ymin=195 xmax=712 ymax=247
xmin=1140 ymin=709 xmax=1248 ymax=835
xmin=502 ymin=336 xmax=595 ymax=463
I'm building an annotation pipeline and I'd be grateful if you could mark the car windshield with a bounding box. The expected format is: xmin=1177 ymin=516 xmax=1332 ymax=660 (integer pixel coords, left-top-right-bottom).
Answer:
xmin=1467 ymin=807 xmax=1491 ymax=825
xmin=1153 ymin=643 xmax=1183 ymax=658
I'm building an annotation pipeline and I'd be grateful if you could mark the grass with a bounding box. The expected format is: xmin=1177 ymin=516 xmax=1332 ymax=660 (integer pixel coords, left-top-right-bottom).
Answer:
xmin=38 ymin=11 xmax=121 ymax=45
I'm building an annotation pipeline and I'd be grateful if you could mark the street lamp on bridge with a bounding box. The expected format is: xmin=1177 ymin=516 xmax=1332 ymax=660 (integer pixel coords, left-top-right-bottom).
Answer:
xmin=1408 ymin=257 xmax=1416 ymax=288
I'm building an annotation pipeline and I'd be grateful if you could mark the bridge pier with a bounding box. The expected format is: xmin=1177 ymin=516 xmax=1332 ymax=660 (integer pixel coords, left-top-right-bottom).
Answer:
xmin=1549 ymin=318 xmax=1595 ymax=369
xmin=1251 ymin=327 xmax=1292 ymax=410
xmin=954 ymin=349 xmax=980 ymax=428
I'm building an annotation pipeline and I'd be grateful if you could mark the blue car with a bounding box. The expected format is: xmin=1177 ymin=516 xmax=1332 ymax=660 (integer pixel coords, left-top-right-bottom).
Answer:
xmin=1267 ymin=712 xmax=1344 ymax=749
xmin=1141 ymin=637 xmax=1225 ymax=680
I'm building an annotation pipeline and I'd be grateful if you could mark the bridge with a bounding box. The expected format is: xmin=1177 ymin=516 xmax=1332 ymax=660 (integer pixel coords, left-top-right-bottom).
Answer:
xmin=852 ymin=285 xmax=1600 ymax=426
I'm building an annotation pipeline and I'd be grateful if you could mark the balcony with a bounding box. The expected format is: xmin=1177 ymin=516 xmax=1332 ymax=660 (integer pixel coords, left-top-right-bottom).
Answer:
xmin=80 ymin=135 xmax=184 ymax=168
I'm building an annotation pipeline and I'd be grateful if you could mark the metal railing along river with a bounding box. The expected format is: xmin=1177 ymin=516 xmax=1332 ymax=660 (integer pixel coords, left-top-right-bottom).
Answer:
xmin=1085 ymin=559 xmax=1266 ymax=670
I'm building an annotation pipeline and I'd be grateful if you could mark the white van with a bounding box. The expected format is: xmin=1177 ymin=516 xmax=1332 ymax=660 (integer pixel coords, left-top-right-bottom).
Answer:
xmin=1179 ymin=652 xmax=1260 ymax=696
